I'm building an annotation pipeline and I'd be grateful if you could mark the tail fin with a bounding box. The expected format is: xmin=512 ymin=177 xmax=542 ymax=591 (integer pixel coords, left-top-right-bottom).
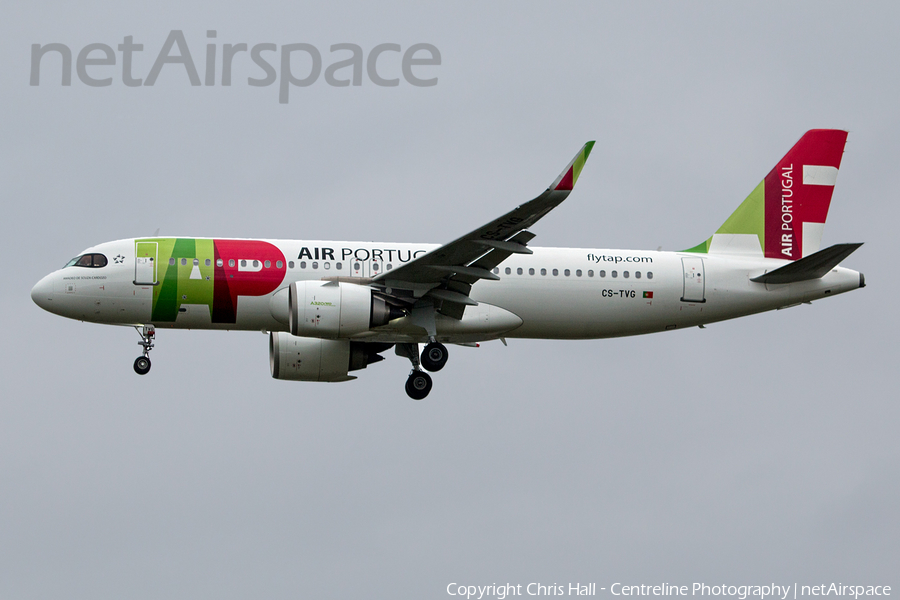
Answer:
xmin=684 ymin=129 xmax=848 ymax=260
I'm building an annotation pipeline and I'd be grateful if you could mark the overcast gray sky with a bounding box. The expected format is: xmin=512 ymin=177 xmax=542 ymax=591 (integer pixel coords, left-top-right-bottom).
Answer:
xmin=1 ymin=2 xmax=897 ymax=598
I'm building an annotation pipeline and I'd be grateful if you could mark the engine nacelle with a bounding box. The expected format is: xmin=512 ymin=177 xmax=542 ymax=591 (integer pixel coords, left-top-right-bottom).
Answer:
xmin=269 ymin=332 xmax=391 ymax=382
xmin=288 ymin=280 xmax=403 ymax=339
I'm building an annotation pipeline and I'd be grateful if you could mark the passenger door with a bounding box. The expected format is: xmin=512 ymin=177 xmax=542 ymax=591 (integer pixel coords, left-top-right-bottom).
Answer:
xmin=681 ymin=257 xmax=706 ymax=303
xmin=134 ymin=241 xmax=158 ymax=285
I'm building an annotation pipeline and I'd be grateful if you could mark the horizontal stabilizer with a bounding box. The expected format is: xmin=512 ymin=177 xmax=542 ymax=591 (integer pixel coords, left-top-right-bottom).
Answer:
xmin=751 ymin=243 xmax=863 ymax=284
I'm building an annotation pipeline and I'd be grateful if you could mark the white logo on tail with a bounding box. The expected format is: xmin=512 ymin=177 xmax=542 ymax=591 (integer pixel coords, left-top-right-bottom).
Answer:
xmin=803 ymin=165 xmax=839 ymax=186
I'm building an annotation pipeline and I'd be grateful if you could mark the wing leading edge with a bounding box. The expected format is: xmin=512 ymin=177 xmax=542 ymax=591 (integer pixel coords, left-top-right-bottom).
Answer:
xmin=371 ymin=141 xmax=595 ymax=319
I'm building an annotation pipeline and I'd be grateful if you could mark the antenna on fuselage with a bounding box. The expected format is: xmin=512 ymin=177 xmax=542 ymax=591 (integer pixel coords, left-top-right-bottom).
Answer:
xmin=153 ymin=228 xmax=160 ymax=237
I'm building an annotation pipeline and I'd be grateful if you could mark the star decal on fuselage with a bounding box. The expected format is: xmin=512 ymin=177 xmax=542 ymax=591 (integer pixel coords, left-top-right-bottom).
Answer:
xmin=113 ymin=254 xmax=125 ymax=264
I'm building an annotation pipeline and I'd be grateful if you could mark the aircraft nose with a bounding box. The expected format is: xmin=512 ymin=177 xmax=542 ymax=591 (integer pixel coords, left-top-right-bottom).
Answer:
xmin=31 ymin=274 xmax=55 ymax=312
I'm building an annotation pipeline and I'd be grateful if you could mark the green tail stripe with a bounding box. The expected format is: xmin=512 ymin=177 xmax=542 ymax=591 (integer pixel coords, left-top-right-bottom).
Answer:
xmin=682 ymin=179 xmax=765 ymax=253
xmin=715 ymin=180 xmax=765 ymax=239
xmin=683 ymin=239 xmax=711 ymax=254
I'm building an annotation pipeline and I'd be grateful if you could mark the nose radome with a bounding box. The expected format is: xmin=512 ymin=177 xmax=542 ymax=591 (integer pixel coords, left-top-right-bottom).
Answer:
xmin=31 ymin=274 xmax=55 ymax=312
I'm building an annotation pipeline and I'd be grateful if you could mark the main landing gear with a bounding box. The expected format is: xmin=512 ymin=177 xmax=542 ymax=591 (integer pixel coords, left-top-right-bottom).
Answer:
xmin=405 ymin=370 xmax=433 ymax=400
xmin=396 ymin=341 xmax=449 ymax=400
xmin=421 ymin=342 xmax=448 ymax=372
xmin=133 ymin=325 xmax=155 ymax=375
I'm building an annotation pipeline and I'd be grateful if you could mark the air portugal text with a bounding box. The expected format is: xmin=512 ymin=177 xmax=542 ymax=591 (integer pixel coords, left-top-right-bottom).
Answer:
xmin=297 ymin=246 xmax=428 ymax=262
xmin=781 ymin=164 xmax=795 ymax=257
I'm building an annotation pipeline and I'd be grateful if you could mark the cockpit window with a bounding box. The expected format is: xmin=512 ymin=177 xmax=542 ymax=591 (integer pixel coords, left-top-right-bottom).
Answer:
xmin=65 ymin=253 xmax=108 ymax=268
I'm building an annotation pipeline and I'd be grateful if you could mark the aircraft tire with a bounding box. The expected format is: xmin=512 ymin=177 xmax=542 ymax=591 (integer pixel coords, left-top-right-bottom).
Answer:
xmin=421 ymin=342 xmax=448 ymax=372
xmin=405 ymin=371 xmax=432 ymax=400
xmin=134 ymin=356 xmax=151 ymax=375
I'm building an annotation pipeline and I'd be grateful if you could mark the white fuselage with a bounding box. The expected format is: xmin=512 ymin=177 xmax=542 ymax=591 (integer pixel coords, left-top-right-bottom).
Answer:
xmin=31 ymin=237 xmax=864 ymax=343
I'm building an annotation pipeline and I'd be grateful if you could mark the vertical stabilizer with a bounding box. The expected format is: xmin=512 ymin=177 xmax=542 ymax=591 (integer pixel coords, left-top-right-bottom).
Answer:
xmin=685 ymin=129 xmax=848 ymax=260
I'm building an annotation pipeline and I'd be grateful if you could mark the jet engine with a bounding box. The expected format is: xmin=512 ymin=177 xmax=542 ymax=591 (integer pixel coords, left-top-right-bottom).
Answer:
xmin=269 ymin=332 xmax=392 ymax=382
xmin=288 ymin=281 xmax=404 ymax=339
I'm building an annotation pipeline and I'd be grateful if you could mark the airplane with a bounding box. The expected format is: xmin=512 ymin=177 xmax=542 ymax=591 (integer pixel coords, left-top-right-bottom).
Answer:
xmin=31 ymin=130 xmax=865 ymax=399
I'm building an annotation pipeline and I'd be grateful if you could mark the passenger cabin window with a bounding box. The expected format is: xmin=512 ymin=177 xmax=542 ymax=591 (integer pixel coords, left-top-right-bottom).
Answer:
xmin=564 ymin=269 xmax=570 ymax=276
xmin=300 ymin=261 xmax=307 ymax=269
xmin=193 ymin=258 xmax=199 ymax=266
xmin=205 ymin=259 xmax=211 ymax=266
xmin=635 ymin=271 xmax=641 ymax=279
xmin=517 ymin=268 xmax=523 ymax=275
xmin=276 ymin=260 xmax=283 ymax=269
xmin=623 ymin=271 xmax=629 ymax=278
xmin=576 ymin=269 xmax=582 ymax=277
xmin=169 ymin=258 xmax=176 ymax=266
xmin=552 ymin=268 xmax=558 ymax=276
xmin=541 ymin=268 xmax=547 ymax=276
xmin=181 ymin=258 xmax=187 ymax=266
xmin=588 ymin=270 xmax=594 ymax=277
xmin=229 ymin=259 xmax=235 ymax=267
xmin=67 ymin=253 xmax=108 ymax=268
xmin=288 ymin=261 xmax=295 ymax=269
xmin=336 ymin=262 xmax=343 ymax=270
xmin=216 ymin=259 xmax=223 ymax=267
xmin=505 ymin=267 xmax=511 ymax=275
xmin=264 ymin=260 xmax=271 ymax=268
xmin=528 ymin=268 xmax=535 ymax=275
xmin=647 ymin=271 xmax=653 ymax=279
xmin=599 ymin=270 xmax=606 ymax=277
xmin=612 ymin=270 xmax=618 ymax=278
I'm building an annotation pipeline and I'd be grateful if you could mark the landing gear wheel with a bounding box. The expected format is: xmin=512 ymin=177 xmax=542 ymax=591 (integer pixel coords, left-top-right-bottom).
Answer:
xmin=133 ymin=356 xmax=151 ymax=375
xmin=421 ymin=342 xmax=448 ymax=372
xmin=405 ymin=371 xmax=433 ymax=400
xmin=133 ymin=325 xmax=156 ymax=375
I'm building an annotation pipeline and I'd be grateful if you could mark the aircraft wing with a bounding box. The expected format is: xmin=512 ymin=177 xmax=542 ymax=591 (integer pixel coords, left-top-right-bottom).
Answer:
xmin=371 ymin=141 xmax=595 ymax=319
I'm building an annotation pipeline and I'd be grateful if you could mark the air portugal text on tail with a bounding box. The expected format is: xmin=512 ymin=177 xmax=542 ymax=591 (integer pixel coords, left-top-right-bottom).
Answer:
xmin=31 ymin=131 xmax=865 ymax=400
xmin=684 ymin=129 xmax=848 ymax=260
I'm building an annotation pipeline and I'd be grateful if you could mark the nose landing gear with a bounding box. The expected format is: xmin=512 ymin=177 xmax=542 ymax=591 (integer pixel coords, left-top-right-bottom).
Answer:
xmin=133 ymin=355 xmax=151 ymax=375
xmin=133 ymin=325 xmax=155 ymax=375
